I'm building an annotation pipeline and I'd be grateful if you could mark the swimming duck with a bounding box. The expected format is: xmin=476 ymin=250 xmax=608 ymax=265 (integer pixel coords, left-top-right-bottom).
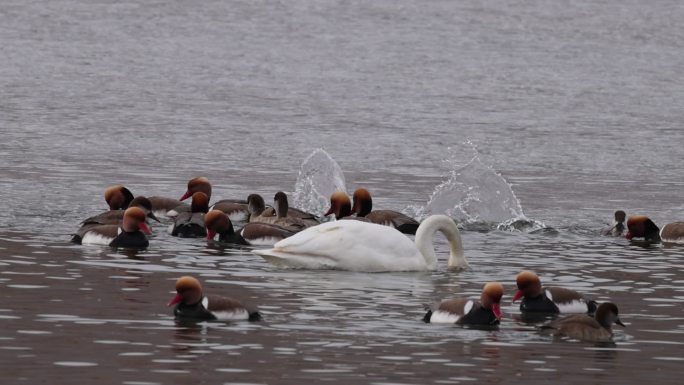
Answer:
xmin=323 ymin=191 xmax=355 ymax=220
xmin=72 ymin=207 xmax=152 ymax=248
xmin=180 ymin=176 xmax=247 ymax=207
xmin=540 ymin=302 xmax=625 ymax=342
xmin=80 ymin=196 xmax=160 ymax=226
xmin=512 ymin=271 xmax=597 ymax=314
xmin=170 ymin=192 xmax=209 ymax=238
xmin=423 ymin=282 xmax=503 ymax=326
xmin=168 ymin=276 xmax=262 ymax=321
xmin=205 ymin=210 xmax=296 ymax=246
xmin=180 ymin=176 xmax=212 ymax=201
xmin=103 ymin=185 xmax=135 ymax=210
xmin=626 ymin=215 xmax=661 ymax=242
xmin=351 ymin=188 xmax=420 ymax=234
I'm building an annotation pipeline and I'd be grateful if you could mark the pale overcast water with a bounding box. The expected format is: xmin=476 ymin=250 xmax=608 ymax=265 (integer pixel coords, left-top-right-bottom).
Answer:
xmin=1 ymin=1 xmax=683 ymax=384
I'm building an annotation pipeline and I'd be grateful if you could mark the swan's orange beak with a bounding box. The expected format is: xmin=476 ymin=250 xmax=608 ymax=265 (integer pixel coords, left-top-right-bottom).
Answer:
xmin=180 ymin=191 xmax=192 ymax=201
xmin=206 ymin=230 xmax=216 ymax=241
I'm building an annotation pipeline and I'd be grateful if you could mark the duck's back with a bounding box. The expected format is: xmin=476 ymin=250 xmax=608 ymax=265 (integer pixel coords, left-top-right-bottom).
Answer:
xmin=541 ymin=314 xmax=612 ymax=341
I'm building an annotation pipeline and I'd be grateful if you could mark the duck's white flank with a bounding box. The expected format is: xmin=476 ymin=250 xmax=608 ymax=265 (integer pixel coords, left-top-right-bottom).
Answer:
xmin=429 ymin=311 xmax=461 ymax=324
xmin=81 ymin=227 xmax=120 ymax=246
xmin=241 ymin=235 xmax=282 ymax=246
xmin=430 ymin=300 xmax=473 ymax=324
xmin=203 ymin=297 xmax=249 ymax=321
xmin=545 ymin=290 xmax=590 ymax=313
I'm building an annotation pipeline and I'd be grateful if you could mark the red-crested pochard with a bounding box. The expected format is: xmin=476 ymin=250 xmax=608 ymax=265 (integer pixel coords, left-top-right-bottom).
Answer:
xmin=324 ymin=191 xmax=354 ymax=220
xmin=626 ymin=215 xmax=661 ymax=242
xmin=423 ymin=282 xmax=504 ymax=326
xmin=72 ymin=207 xmax=152 ymax=248
xmin=205 ymin=210 xmax=248 ymax=245
xmin=351 ymin=188 xmax=419 ymax=234
xmin=104 ymin=185 xmax=135 ymax=210
xmin=540 ymin=302 xmax=625 ymax=342
xmin=180 ymin=176 xmax=247 ymax=206
xmin=180 ymin=176 xmax=212 ymax=201
xmin=80 ymin=196 xmax=160 ymax=226
xmin=513 ymin=271 xmax=597 ymax=314
xmin=205 ymin=210 xmax=296 ymax=246
xmin=170 ymin=192 xmax=209 ymax=238
xmin=168 ymin=276 xmax=262 ymax=321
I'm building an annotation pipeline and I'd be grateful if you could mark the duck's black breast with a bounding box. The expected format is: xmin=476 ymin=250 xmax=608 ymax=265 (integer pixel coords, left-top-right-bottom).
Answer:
xmin=171 ymin=212 xmax=206 ymax=238
xmin=219 ymin=232 xmax=250 ymax=246
xmin=457 ymin=303 xmax=499 ymax=326
xmin=520 ymin=294 xmax=560 ymax=314
xmin=109 ymin=230 xmax=149 ymax=249
xmin=173 ymin=301 xmax=217 ymax=321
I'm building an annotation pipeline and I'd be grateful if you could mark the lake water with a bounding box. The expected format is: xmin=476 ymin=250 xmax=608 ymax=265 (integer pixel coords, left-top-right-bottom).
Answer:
xmin=1 ymin=0 xmax=683 ymax=384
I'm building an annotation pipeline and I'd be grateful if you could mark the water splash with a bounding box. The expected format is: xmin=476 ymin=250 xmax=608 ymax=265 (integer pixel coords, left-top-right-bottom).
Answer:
xmin=411 ymin=142 xmax=546 ymax=232
xmin=292 ymin=149 xmax=347 ymax=215
xmin=497 ymin=217 xmax=553 ymax=234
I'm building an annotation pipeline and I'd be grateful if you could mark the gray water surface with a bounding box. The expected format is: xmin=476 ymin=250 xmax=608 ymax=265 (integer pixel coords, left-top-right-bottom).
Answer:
xmin=1 ymin=0 xmax=683 ymax=384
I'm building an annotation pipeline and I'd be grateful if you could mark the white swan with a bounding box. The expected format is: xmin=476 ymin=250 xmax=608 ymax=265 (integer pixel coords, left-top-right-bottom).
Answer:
xmin=252 ymin=214 xmax=467 ymax=272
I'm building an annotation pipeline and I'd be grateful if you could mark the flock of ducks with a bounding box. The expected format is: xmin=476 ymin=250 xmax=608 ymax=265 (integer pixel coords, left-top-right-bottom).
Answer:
xmin=70 ymin=176 xmax=684 ymax=343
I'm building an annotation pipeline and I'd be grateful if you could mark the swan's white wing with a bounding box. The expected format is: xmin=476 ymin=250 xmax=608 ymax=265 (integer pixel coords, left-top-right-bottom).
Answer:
xmin=253 ymin=220 xmax=427 ymax=272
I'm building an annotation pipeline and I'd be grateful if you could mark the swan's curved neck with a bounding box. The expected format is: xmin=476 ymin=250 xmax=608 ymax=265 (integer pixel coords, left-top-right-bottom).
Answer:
xmin=414 ymin=215 xmax=467 ymax=270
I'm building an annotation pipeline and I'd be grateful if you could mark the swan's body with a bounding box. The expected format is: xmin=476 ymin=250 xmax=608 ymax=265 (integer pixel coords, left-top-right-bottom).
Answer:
xmin=253 ymin=214 xmax=467 ymax=272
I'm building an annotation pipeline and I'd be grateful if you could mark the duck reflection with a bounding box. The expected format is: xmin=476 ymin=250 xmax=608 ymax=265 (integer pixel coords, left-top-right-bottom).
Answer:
xmin=117 ymin=247 xmax=148 ymax=260
xmin=512 ymin=311 xmax=558 ymax=325
xmin=171 ymin=320 xmax=210 ymax=354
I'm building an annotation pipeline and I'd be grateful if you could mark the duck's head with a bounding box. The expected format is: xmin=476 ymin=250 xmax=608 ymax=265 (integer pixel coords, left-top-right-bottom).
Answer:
xmin=324 ymin=191 xmax=352 ymax=219
xmin=181 ymin=177 xmax=211 ymax=201
xmin=512 ymin=270 xmax=542 ymax=302
xmin=168 ymin=276 xmax=203 ymax=306
xmin=129 ymin=196 xmax=160 ymax=223
xmin=190 ymin=192 xmax=209 ymax=213
xmin=247 ymin=194 xmax=266 ymax=216
xmin=351 ymin=188 xmax=373 ymax=217
xmin=274 ymin=191 xmax=289 ymax=218
xmin=595 ymin=302 xmax=625 ymax=329
xmin=122 ymin=207 xmax=152 ymax=235
xmin=204 ymin=210 xmax=233 ymax=240
xmin=105 ymin=185 xmax=135 ymax=210
xmin=481 ymin=282 xmax=504 ymax=320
